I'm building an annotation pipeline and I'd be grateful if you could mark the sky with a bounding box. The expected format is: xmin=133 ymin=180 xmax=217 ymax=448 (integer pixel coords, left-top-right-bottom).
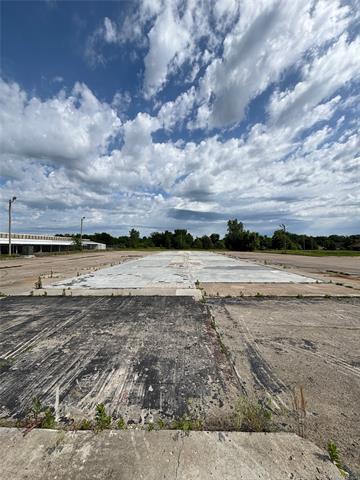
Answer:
xmin=0 ymin=0 xmax=359 ymax=237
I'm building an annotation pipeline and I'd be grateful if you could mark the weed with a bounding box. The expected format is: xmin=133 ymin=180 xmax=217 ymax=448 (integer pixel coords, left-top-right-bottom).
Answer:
xmin=219 ymin=339 xmax=228 ymax=354
xmin=324 ymin=294 xmax=331 ymax=298
xmin=292 ymin=386 xmax=307 ymax=437
xmin=147 ymin=422 xmax=155 ymax=431
xmin=43 ymin=291 xmax=47 ymax=296
xmin=34 ymin=276 xmax=42 ymax=289
xmin=0 ymin=291 xmax=7 ymax=297
xmin=61 ymin=289 xmax=66 ymax=296
xmin=78 ymin=419 xmax=92 ymax=430
xmin=50 ymin=270 xmax=53 ymax=278
xmin=31 ymin=397 xmax=42 ymax=420
xmin=116 ymin=417 xmax=126 ymax=430
xmin=94 ymin=403 xmax=112 ymax=430
xmin=327 ymin=441 xmax=348 ymax=477
xmin=41 ymin=407 xmax=56 ymax=429
xmin=157 ymin=418 xmax=167 ymax=429
xmin=172 ymin=416 xmax=203 ymax=432
xmin=296 ymin=294 xmax=304 ymax=299
xmin=233 ymin=396 xmax=272 ymax=432
xmin=195 ymin=279 xmax=200 ymax=288
xmin=255 ymin=292 xmax=263 ymax=297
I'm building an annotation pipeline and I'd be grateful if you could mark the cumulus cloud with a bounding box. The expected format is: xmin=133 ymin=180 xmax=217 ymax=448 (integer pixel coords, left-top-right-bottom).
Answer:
xmin=1 ymin=0 xmax=360 ymax=235
xmin=0 ymin=79 xmax=121 ymax=167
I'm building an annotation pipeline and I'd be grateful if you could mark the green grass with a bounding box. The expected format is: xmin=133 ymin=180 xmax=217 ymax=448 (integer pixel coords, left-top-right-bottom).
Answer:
xmin=261 ymin=249 xmax=360 ymax=257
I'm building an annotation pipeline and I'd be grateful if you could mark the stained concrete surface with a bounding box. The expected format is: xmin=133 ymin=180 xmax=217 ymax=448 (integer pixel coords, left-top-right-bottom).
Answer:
xmin=49 ymin=251 xmax=316 ymax=291
xmin=0 ymin=296 xmax=238 ymax=424
xmin=0 ymin=428 xmax=342 ymax=480
xmin=209 ymin=297 xmax=360 ymax=474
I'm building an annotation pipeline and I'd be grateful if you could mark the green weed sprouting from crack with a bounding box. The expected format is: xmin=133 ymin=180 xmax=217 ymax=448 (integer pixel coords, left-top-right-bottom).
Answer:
xmin=117 ymin=416 xmax=126 ymax=430
xmin=94 ymin=403 xmax=112 ymax=430
xmin=157 ymin=418 xmax=167 ymax=429
xmin=233 ymin=396 xmax=272 ymax=432
xmin=171 ymin=415 xmax=204 ymax=432
xmin=78 ymin=419 xmax=93 ymax=430
xmin=41 ymin=407 xmax=56 ymax=429
xmin=327 ymin=441 xmax=348 ymax=477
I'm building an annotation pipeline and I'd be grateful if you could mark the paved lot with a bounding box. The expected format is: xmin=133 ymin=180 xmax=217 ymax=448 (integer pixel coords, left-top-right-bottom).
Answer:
xmin=0 ymin=297 xmax=238 ymax=424
xmin=0 ymin=251 xmax=150 ymax=295
xmin=209 ymin=297 xmax=360 ymax=474
xmin=50 ymin=251 xmax=316 ymax=291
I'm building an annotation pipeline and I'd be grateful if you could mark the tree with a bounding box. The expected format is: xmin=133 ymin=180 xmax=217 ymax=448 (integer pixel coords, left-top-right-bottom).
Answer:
xmin=71 ymin=234 xmax=82 ymax=250
xmin=129 ymin=229 xmax=140 ymax=248
xmin=224 ymin=219 xmax=259 ymax=251
xmin=201 ymin=235 xmax=213 ymax=249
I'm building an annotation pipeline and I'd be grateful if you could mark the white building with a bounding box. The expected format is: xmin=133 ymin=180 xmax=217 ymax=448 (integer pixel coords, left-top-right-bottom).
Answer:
xmin=0 ymin=232 xmax=106 ymax=255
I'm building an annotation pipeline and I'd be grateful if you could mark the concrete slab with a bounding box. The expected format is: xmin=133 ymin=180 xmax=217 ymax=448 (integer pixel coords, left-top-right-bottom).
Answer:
xmin=49 ymin=251 xmax=316 ymax=292
xmin=0 ymin=428 xmax=342 ymax=480
xmin=0 ymin=297 xmax=238 ymax=424
xmin=209 ymin=297 xmax=360 ymax=474
xmin=201 ymin=281 xmax=360 ymax=297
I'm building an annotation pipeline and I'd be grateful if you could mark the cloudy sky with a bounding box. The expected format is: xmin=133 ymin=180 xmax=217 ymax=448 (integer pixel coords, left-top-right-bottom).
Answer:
xmin=0 ymin=0 xmax=359 ymax=237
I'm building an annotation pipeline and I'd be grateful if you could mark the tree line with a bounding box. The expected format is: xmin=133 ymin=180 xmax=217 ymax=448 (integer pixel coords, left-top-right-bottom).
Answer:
xmin=79 ymin=219 xmax=359 ymax=251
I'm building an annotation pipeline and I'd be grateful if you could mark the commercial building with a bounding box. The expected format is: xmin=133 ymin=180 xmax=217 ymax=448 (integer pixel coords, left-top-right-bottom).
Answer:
xmin=0 ymin=233 xmax=106 ymax=255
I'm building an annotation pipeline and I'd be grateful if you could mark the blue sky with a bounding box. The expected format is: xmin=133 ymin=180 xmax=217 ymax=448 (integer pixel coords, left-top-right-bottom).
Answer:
xmin=0 ymin=0 xmax=359 ymax=237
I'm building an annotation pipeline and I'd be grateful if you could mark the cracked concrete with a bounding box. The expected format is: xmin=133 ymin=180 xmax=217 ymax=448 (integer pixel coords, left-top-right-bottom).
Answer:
xmin=0 ymin=428 xmax=343 ymax=480
xmin=47 ymin=251 xmax=317 ymax=295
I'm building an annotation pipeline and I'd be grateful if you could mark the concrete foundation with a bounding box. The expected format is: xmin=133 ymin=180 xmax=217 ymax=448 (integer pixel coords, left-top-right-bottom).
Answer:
xmin=0 ymin=428 xmax=342 ymax=480
xmin=49 ymin=251 xmax=317 ymax=292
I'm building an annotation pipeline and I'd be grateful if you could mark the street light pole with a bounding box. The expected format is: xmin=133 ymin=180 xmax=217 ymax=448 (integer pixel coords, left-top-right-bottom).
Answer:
xmin=8 ymin=197 xmax=17 ymax=255
xmin=279 ymin=223 xmax=286 ymax=253
xmin=80 ymin=216 xmax=85 ymax=249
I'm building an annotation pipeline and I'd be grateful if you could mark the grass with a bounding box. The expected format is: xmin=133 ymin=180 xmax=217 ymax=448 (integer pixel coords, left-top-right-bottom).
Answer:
xmin=327 ymin=441 xmax=348 ymax=477
xmin=233 ymin=396 xmax=272 ymax=432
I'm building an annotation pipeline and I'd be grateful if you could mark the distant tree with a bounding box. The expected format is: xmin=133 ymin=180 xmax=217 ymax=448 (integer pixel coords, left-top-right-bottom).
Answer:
xmin=224 ymin=219 xmax=258 ymax=251
xmin=71 ymin=234 xmax=82 ymax=250
xmin=210 ymin=233 xmax=221 ymax=248
xmin=201 ymin=235 xmax=213 ymax=249
xmin=192 ymin=238 xmax=203 ymax=249
xmin=129 ymin=229 xmax=140 ymax=248
xmin=173 ymin=229 xmax=193 ymax=249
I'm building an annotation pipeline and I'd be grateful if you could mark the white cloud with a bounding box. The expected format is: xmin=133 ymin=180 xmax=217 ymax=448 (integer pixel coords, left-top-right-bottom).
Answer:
xmin=103 ymin=17 xmax=118 ymax=43
xmin=194 ymin=0 xmax=351 ymax=128
xmin=268 ymin=34 xmax=360 ymax=125
xmin=143 ymin=4 xmax=190 ymax=97
xmin=0 ymin=79 xmax=121 ymax=167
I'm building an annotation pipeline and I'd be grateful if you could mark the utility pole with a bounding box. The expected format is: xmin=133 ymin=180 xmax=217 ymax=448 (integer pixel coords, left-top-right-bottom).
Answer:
xmin=279 ymin=223 xmax=286 ymax=253
xmin=80 ymin=216 xmax=85 ymax=249
xmin=8 ymin=197 xmax=16 ymax=255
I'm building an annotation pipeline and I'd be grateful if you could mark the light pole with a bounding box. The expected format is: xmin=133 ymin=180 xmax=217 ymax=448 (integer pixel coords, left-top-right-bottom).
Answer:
xmin=80 ymin=216 xmax=85 ymax=249
xmin=279 ymin=223 xmax=286 ymax=253
xmin=8 ymin=197 xmax=17 ymax=255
